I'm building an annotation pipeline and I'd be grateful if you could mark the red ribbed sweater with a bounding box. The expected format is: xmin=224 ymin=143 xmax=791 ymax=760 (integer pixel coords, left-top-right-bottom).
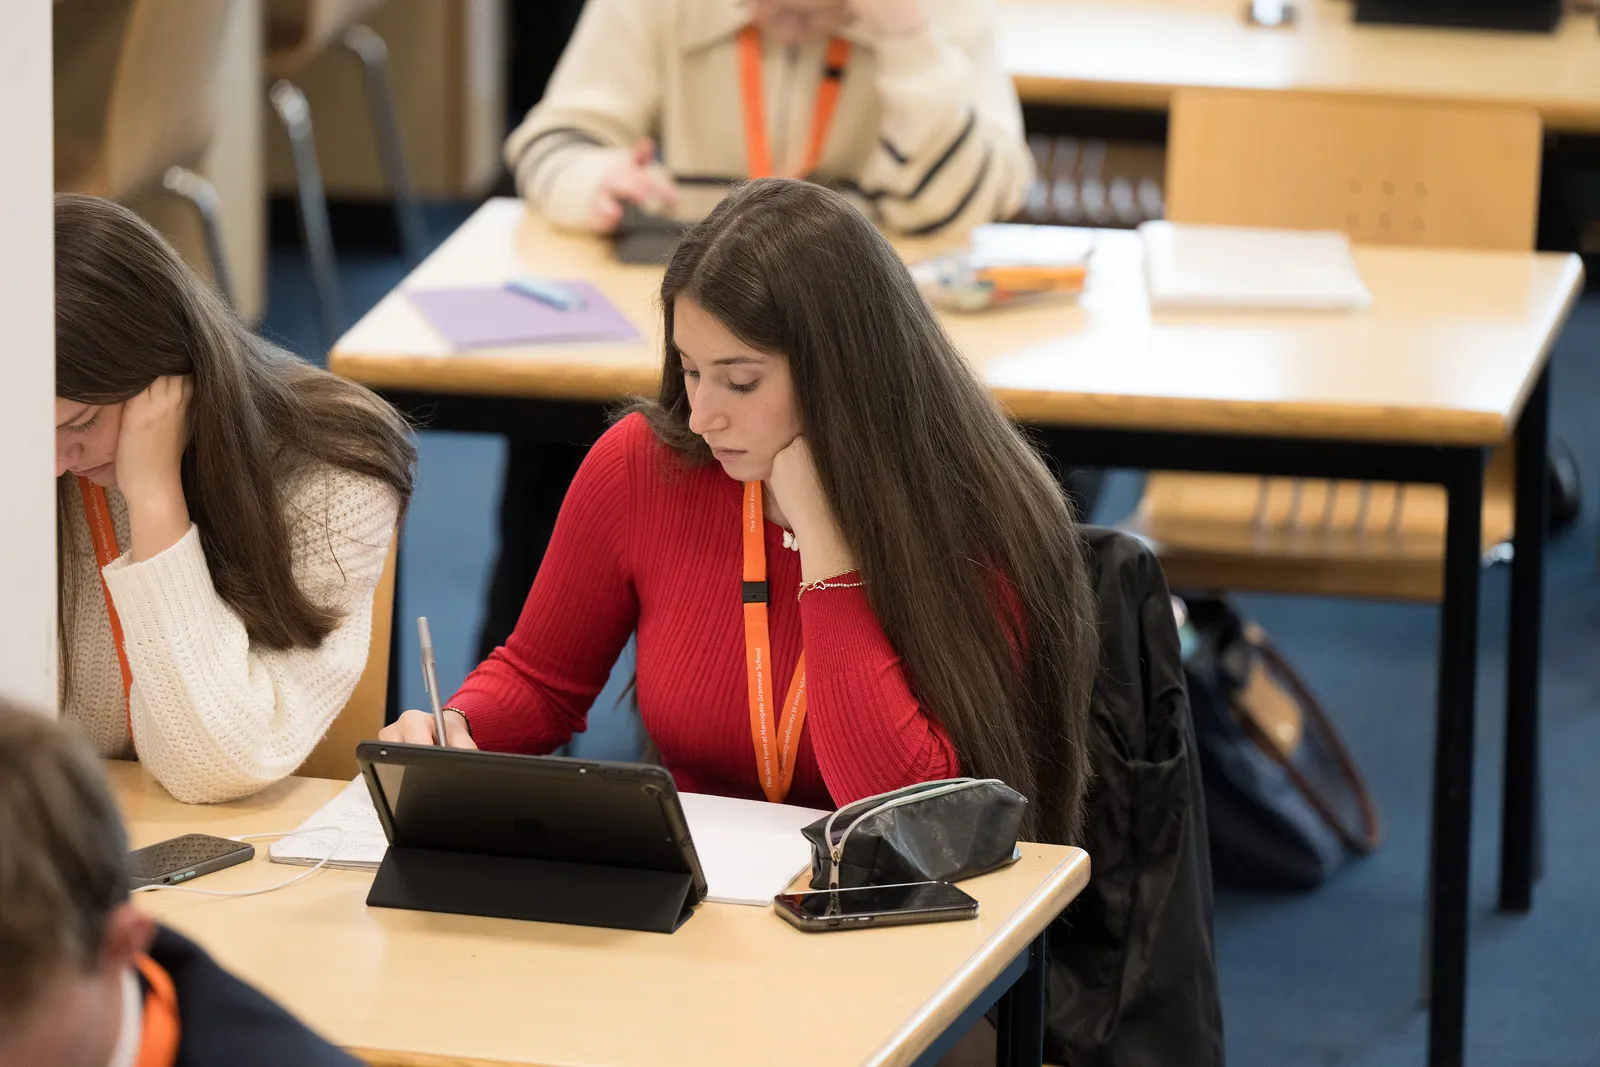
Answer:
xmin=449 ymin=414 xmax=959 ymax=810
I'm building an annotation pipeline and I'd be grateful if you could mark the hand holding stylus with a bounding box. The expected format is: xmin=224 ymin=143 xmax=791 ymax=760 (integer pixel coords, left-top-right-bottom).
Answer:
xmin=378 ymin=708 xmax=476 ymax=748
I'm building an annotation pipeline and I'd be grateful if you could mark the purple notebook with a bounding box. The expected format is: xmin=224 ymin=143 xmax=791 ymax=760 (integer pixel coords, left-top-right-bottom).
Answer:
xmin=407 ymin=282 xmax=642 ymax=349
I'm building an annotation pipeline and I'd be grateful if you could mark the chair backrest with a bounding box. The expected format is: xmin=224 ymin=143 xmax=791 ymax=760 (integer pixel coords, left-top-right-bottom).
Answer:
xmin=1164 ymin=88 xmax=1541 ymax=251
xmin=100 ymin=0 xmax=234 ymax=197
xmin=297 ymin=529 xmax=398 ymax=781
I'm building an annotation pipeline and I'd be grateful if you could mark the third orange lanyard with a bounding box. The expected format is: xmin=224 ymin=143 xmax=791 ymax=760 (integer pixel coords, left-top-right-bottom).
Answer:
xmin=741 ymin=481 xmax=807 ymax=803
xmin=737 ymin=25 xmax=852 ymax=180
xmin=134 ymin=954 xmax=181 ymax=1067
xmin=78 ymin=477 xmax=135 ymax=746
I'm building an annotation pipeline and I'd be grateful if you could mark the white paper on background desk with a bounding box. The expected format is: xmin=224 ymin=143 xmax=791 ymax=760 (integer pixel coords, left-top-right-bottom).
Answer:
xmin=269 ymin=777 xmax=826 ymax=906
xmin=1139 ymin=220 xmax=1372 ymax=311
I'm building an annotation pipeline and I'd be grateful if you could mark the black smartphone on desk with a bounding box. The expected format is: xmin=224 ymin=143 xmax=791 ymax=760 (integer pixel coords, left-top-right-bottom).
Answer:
xmin=128 ymin=833 xmax=254 ymax=889
xmin=774 ymin=881 xmax=979 ymax=932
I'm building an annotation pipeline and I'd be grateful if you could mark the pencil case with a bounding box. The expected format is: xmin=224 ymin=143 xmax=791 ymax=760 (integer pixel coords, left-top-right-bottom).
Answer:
xmin=801 ymin=778 xmax=1026 ymax=890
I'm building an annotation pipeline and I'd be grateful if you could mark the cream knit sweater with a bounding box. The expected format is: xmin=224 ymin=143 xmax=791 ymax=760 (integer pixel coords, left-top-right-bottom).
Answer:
xmin=506 ymin=0 xmax=1031 ymax=235
xmin=59 ymin=462 xmax=399 ymax=804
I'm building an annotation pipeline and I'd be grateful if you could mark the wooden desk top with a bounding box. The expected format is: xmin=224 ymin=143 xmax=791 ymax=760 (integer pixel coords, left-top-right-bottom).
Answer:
xmin=331 ymin=199 xmax=1581 ymax=446
xmin=113 ymin=762 xmax=1089 ymax=1067
xmin=1001 ymin=0 xmax=1600 ymax=132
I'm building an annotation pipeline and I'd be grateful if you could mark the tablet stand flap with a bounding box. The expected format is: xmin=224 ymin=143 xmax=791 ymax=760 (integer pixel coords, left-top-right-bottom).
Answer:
xmin=367 ymin=846 xmax=698 ymax=933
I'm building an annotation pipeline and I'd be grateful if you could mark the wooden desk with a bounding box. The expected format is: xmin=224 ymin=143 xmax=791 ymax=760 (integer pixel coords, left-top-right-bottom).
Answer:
xmin=330 ymin=198 xmax=1582 ymax=1067
xmin=114 ymin=762 xmax=1088 ymax=1067
xmin=333 ymin=199 xmax=1579 ymax=447
xmin=1000 ymin=0 xmax=1600 ymax=133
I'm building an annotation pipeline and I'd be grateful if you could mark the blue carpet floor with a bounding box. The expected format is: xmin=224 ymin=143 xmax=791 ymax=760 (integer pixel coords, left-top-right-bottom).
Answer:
xmin=266 ymin=203 xmax=1600 ymax=1067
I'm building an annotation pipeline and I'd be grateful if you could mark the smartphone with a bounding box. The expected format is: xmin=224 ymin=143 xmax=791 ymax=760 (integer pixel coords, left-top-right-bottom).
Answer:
xmin=127 ymin=833 xmax=255 ymax=890
xmin=773 ymin=881 xmax=979 ymax=932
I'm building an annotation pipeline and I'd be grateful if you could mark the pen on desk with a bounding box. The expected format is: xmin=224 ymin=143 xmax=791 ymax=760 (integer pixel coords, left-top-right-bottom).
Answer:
xmin=507 ymin=275 xmax=587 ymax=312
xmin=417 ymin=617 xmax=450 ymax=747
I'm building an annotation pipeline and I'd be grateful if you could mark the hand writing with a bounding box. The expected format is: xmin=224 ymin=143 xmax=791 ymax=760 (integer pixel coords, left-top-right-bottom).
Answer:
xmin=378 ymin=709 xmax=478 ymax=749
xmin=591 ymin=139 xmax=680 ymax=233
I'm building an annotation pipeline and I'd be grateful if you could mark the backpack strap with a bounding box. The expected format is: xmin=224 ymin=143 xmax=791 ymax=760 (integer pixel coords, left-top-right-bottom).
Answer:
xmin=1237 ymin=624 xmax=1384 ymax=854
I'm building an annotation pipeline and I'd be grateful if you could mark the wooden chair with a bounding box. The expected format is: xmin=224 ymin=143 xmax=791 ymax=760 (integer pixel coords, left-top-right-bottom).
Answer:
xmin=54 ymin=0 xmax=237 ymax=303
xmin=1122 ymin=88 xmax=1543 ymax=601
xmin=297 ymin=529 xmax=398 ymax=781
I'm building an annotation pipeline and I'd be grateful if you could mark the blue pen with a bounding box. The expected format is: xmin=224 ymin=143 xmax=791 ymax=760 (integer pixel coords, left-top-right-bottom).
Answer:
xmin=508 ymin=275 xmax=586 ymax=312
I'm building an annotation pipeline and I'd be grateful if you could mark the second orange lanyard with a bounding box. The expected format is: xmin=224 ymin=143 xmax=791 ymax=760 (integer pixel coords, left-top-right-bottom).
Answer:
xmin=741 ymin=481 xmax=807 ymax=804
xmin=737 ymin=25 xmax=851 ymax=179
xmin=78 ymin=477 xmax=135 ymax=747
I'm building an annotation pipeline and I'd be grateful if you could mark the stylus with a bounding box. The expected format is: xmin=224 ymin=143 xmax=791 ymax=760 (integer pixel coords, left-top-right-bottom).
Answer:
xmin=417 ymin=617 xmax=451 ymax=748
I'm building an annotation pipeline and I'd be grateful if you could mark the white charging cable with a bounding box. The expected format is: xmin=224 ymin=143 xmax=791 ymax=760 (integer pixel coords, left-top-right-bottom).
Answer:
xmin=130 ymin=826 xmax=346 ymax=899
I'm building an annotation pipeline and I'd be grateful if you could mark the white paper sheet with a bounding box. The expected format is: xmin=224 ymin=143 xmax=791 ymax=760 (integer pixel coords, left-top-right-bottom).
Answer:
xmin=267 ymin=777 xmax=387 ymax=870
xmin=268 ymin=777 xmax=826 ymax=906
xmin=675 ymin=791 xmax=826 ymax=905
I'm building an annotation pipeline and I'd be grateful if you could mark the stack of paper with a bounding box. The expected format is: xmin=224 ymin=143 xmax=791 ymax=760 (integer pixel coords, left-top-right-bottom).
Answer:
xmin=914 ymin=223 xmax=1095 ymax=311
xmin=965 ymin=223 xmax=1095 ymax=271
xmin=1139 ymin=221 xmax=1372 ymax=312
xmin=269 ymin=778 xmax=826 ymax=907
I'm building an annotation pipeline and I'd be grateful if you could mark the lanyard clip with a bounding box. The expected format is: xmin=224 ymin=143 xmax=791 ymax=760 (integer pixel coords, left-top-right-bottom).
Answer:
xmin=742 ymin=580 xmax=769 ymax=604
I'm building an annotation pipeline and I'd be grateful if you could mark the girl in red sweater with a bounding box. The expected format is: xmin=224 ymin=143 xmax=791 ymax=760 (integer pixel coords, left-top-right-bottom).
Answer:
xmin=382 ymin=178 xmax=1096 ymax=844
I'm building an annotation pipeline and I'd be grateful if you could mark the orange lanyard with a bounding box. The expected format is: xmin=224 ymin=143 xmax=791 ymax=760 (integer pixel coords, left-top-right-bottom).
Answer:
xmin=742 ymin=481 xmax=807 ymax=803
xmin=77 ymin=477 xmax=135 ymax=745
xmin=134 ymin=954 xmax=181 ymax=1067
xmin=737 ymin=25 xmax=852 ymax=179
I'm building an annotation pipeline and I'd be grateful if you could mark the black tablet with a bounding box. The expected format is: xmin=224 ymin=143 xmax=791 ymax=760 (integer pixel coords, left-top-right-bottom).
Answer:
xmin=356 ymin=742 xmax=709 ymax=932
xmin=612 ymin=205 xmax=690 ymax=265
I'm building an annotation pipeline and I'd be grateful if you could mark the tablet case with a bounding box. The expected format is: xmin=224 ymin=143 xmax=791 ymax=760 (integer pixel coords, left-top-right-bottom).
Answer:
xmin=1353 ymin=0 xmax=1559 ymax=32
xmin=357 ymin=742 xmax=706 ymax=934
xmin=368 ymin=848 xmax=698 ymax=933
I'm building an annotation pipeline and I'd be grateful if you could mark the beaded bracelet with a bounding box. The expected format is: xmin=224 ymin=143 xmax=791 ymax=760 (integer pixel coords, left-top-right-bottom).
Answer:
xmin=442 ymin=707 xmax=473 ymax=739
xmin=796 ymin=572 xmax=864 ymax=601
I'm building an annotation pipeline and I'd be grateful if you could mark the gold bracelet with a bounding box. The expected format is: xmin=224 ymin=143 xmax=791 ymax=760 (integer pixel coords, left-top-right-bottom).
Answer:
xmin=797 ymin=572 xmax=864 ymax=601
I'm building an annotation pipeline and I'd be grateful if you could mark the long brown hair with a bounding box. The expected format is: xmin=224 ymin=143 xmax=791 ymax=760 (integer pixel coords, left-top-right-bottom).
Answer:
xmin=54 ymin=193 xmax=415 ymax=658
xmin=633 ymin=179 xmax=1097 ymax=844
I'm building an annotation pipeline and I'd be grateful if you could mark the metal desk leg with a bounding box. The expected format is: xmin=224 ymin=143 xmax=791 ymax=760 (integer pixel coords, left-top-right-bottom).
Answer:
xmin=1501 ymin=366 xmax=1549 ymax=913
xmin=1427 ymin=448 xmax=1486 ymax=1067
xmin=995 ymin=932 xmax=1048 ymax=1067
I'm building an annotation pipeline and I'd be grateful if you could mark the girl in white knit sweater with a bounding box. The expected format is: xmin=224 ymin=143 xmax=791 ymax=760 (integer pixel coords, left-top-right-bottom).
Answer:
xmin=52 ymin=195 xmax=415 ymax=803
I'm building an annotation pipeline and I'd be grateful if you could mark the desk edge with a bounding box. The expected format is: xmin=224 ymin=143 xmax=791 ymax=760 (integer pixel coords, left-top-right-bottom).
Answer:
xmin=1502 ymin=252 xmax=1586 ymax=431
xmin=348 ymin=1051 xmax=524 ymax=1067
xmin=862 ymin=848 xmax=1091 ymax=1067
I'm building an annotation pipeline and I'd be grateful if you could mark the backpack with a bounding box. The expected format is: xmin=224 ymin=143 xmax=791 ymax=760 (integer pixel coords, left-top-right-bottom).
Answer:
xmin=1178 ymin=596 xmax=1381 ymax=890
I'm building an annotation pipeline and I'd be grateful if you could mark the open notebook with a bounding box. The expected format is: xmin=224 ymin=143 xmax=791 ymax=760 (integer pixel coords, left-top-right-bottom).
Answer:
xmin=269 ymin=778 xmax=827 ymax=906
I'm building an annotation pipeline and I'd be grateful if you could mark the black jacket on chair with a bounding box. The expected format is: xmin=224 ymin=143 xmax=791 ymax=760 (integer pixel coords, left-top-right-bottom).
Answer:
xmin=1046 ymin=527 xmax=1225 ymax=1066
